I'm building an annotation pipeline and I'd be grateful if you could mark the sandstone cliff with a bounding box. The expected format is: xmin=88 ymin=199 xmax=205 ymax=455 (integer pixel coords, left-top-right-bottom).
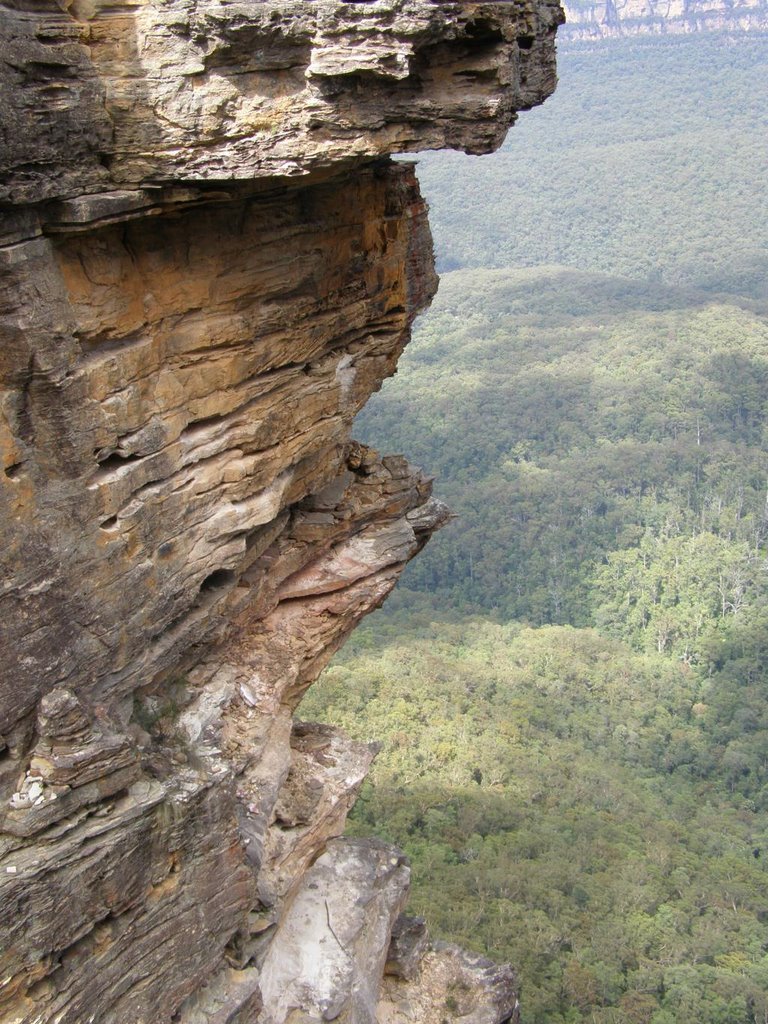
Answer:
xmin=0 ymin=4 xmax=562 ymax=1022
xmin=561 ymin=0 xmax=768 ymax=41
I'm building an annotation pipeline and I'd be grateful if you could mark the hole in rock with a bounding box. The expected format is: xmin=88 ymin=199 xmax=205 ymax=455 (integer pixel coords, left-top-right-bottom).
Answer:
xmin=466 ymin=18 xmax=504 ymax=44
xmin=93 ymin=450 xmax=144 ymax=480
xmin=182 ymin=412 xmax=227 ymax=439
xmin=517 ymin=35 xmax=535 ymax=49
xmin=99 ymin=515 xmax=119 ymax=531
xmin=4 ymin=462 xmax=24 ymax=480
xmin=454 ymin=67 xmax=500 ymax=82
xmin=199 ymin=568 xmax=237 ymax=594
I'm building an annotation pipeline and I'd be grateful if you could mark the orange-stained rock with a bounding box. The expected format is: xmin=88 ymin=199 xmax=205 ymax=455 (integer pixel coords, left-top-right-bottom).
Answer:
xmin=0 ymin=165 xmax=435 ymax=743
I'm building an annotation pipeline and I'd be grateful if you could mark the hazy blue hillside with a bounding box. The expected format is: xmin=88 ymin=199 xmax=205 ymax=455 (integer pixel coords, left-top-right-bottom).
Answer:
xmin=559 ymin=0 xmax=768 ymax=42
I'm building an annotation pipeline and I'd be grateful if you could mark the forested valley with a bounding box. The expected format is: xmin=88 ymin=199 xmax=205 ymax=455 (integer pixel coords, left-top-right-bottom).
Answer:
xmin=300 ymin=32 xmax=768 ymax=1024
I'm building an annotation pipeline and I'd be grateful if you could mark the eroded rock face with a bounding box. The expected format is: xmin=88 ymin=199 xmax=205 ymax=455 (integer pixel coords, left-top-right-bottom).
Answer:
xmin=1 ymin=0 xmax=562 ymax=210
xmin=0 ymin=163 xmax=436 ymax=745
xmin=259 ymin=838 xmax=411 ymax=1024
xmin=379 ymin=941 xmax=521 ymax=1024
xmin=0 ymin=2 xmax=563 ymax=1021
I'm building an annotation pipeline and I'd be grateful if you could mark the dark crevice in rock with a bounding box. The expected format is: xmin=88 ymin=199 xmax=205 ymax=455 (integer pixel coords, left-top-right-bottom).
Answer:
xmin=199 ymin=568 xmax=237 ymax=594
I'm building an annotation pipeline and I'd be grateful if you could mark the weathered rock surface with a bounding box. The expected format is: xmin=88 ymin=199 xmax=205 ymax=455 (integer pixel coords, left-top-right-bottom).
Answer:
xmin=560 ymin=0 xmax=768 ymax=41
xmin=3 ymin=686 xmax=141 ymax=837
xmin=259 ymin=838 xmax=411 ymax=1024
xmin=385 ymin=915 xmax=431 ymax=982
xmin=1 ymin=0 xmax=561 ymax=210
xmin=0 ymin=2 xmax=563 ymax=1022
xmin=379 ymin=943 xmax=521 ymax=1024
xmin=0 ymin=163 xmax=437 ymax=744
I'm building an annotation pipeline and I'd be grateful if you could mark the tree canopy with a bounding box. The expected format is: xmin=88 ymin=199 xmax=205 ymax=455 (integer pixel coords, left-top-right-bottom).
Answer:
xmin=303 ymin=30 xmax=768 ymax=1024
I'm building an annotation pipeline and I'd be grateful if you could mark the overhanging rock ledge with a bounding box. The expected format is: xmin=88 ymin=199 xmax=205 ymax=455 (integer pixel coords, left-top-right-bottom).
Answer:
xmin=0 ymin=3 xmax=563 ymax=1021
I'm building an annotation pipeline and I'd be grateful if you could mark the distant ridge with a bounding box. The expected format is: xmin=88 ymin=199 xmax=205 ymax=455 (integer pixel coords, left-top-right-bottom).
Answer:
xmin=562 ymin=0 xmax=768 ymax=40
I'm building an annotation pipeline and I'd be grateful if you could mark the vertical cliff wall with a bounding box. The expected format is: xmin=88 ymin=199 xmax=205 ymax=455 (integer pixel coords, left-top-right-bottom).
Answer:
xmin=0 ymin=4 xmax=563 ymax=1022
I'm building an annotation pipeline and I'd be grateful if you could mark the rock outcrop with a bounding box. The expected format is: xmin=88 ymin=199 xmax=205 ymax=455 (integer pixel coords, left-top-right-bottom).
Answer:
xmin=560 ymin=0 xmax=768 ymax=41
xmin=0 ymin=3 xmax=562 ymax=1022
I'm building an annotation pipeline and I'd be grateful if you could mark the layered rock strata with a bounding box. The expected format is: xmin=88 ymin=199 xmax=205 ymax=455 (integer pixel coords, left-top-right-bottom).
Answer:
xmin=0 ymin=2 xmax=562 ymax=1021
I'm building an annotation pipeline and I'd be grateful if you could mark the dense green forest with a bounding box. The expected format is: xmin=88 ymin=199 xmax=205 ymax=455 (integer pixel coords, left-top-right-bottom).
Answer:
xmin=301 ymin=31 xmax=768 ymax=1024
xmin=303 ymin=614 xmax=768 ymax=1023
xmin=416 ymin=34 xmax=768 ymax=300
xmin=349 ymin=267 xmax=768 ymax=639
